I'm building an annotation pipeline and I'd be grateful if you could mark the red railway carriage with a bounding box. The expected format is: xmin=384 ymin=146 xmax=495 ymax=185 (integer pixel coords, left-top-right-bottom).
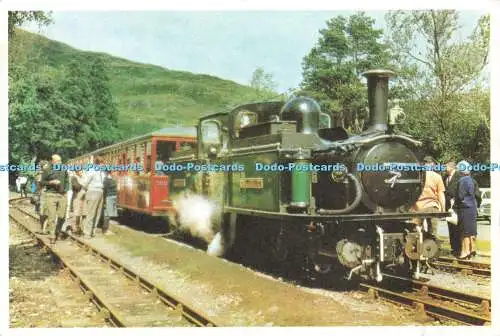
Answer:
xmin=68 ymin=127 xmax=196 ymax=216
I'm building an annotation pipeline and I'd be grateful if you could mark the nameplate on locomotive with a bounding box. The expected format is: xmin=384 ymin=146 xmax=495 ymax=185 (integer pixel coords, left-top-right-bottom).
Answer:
xmin=240 ymin=177 xmax=264 ymax=189
xmin=173 ymin=178 xmax=186 ymax=187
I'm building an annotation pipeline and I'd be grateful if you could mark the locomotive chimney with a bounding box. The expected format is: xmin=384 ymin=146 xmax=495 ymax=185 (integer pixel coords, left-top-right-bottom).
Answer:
xmin=362 ymin=69 xmax=395 ymax=132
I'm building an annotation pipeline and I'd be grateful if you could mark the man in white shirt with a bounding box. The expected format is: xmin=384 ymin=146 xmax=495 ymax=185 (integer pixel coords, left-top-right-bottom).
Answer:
xmin=15 ymin=176 xmax=21 ymax=193
xmin=19 ymin=175 xmax=28 ymax=197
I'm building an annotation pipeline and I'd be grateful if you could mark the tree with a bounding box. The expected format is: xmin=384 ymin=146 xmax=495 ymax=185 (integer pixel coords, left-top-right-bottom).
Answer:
xmin=9 ymin=11 xmax=54 ymax=166
xmin=250 ymin=66 xmax=277 ymax=93
xmin=9 ymin=27 xmax=121 ymax=164
xmin=300 ymin=12 xmax=393 ymax=133
xmin=250 ymin=67 xmax=277 ymax=99
xmin=9 ymin=66 xmax=63 ymax=163
xmin=8 ymin=11 xmax=52 ymax=39
xmin=385 ymin=11 xmax=490 ymax=164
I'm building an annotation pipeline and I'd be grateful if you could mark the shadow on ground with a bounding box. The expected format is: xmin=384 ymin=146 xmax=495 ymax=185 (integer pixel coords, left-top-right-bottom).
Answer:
xmin=113 ymin=212 xmax=360 ymax=292
xmin=9 ymin=242 xmax=61 ymax=282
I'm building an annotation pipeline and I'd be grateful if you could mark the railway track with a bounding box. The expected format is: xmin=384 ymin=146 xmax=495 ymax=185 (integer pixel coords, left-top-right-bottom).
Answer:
xmin=11 ymin=197 xmax=491 ymax=326
xmin=360 ymin=274 xmax=491 ymax=326
xmin=9 ymin=198 xmax=218 ymax=327
xmin=9 ymin=215 xmax=111 ymax=327
xmin=430 ymin=256 xmax=491 ymax=278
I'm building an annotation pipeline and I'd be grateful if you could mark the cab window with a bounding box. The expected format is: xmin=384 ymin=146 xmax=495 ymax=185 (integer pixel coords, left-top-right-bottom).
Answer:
xmin=319 ymin=112 xmax=331 ymax=129
xmin=179 ymin=141 xmax=193 ymax=151
xmin=201 ymin=120 xmax=221 ymax=145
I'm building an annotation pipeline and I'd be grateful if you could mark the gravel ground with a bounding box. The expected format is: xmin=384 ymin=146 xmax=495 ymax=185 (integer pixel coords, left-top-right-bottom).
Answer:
xmin=84 ymin=222 xmax=444 ymax=326
xmin=9 ymin=220 xmax=108 ymax=328
xmin=421 ymin=269 xmax=490 ymax=298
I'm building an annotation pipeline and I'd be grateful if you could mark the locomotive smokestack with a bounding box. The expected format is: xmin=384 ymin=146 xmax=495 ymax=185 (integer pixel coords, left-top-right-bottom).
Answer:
xmin=362 ymin=69 xmax=395 ymax=132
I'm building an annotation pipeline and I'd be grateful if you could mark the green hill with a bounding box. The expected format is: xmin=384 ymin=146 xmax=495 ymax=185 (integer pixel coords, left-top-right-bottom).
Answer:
xmin=10 ymin=29 xmax=276 ymax=138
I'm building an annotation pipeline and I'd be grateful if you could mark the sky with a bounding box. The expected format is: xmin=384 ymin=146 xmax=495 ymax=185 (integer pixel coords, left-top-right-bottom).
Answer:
xmin=22 ymin=10 xmax=487 ymax=92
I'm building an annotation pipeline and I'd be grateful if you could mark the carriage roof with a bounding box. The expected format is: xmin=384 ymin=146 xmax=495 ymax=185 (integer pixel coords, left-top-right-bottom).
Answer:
xmin=68 ymin=126 xmax=196 ymax=162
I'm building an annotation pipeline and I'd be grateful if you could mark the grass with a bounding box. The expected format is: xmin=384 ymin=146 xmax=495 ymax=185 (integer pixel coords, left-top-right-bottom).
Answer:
xmin=10 ymin=29 xmax=278 ymax=140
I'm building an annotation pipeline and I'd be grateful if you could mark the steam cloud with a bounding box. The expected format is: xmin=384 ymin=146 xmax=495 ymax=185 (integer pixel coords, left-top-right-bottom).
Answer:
xmin=207 ymin=232 xmax=224 ymax=257
xmin=169 ymin=194 xmax=224 ymax=256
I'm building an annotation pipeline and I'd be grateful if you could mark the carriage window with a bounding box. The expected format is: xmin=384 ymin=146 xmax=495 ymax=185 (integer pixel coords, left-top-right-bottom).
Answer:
xmin=156 ymin=141 xmax=176 ymax=162
xmin=201 ymin=121 xmax=221 ymax=145
xmin=319 ymin=112 xmax=331 ymax=129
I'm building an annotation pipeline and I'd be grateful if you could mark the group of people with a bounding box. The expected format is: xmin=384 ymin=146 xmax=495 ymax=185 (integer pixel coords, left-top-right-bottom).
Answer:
xmin=413 ymin=156 xmax=482 ymax=260
xmin=35 ymin=154 xmax=117 ymax=243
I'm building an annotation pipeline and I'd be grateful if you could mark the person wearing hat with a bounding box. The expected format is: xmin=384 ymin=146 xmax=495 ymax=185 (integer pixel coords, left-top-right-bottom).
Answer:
xmin=454 ymin=160 xmax=479 ymax=259
xmin=40 ymin=154 xmax=69 ymax=243
xmin=411 ymin=156 xmax=446 ymax=236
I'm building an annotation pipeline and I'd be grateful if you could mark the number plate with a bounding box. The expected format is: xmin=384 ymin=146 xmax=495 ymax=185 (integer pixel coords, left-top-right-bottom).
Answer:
xmin=240 ymin=178 xmax=264 ymax=189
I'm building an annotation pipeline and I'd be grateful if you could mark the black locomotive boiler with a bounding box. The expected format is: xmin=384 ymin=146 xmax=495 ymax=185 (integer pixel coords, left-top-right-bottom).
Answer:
xmin=168 ymin=69 xmax=447 ymax=282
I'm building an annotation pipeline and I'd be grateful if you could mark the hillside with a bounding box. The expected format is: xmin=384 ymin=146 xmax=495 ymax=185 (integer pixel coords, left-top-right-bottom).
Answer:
xmin=10 ymin=29 xmax=276 ymax=138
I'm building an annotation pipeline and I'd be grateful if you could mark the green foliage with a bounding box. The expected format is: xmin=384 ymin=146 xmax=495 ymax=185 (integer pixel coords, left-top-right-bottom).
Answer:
xmin=8 ymin=11 xmax=52 ymax=39
xmin=249 ymin=67 xmax=278 ymax=99
xmin=10 ymin=29 xmax=271 ymax=164
xmin=9 ymin=57 xmax=121 ymax=163
xmin=300 ymin=12 xmax=392 ymax=132
xmin=9 ymin=26 xmax=121 ymax=164
xmin=386 ymin=11 xmax=490 ymax=170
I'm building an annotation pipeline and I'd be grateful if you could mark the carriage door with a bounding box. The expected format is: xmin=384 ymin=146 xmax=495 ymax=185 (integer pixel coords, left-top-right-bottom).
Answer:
xmin=200 ymin=120 xmax=226 ymax=206
xmin=152 ymin=140 xmax=176 ymax=211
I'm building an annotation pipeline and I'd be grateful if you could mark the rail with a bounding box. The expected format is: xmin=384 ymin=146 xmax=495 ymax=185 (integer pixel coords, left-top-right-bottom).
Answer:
xmin=9 ymin=198 xmax=219 ymax=327
xmin=360 ymin=274 xmax=490 ymax=326
xmin=430 ymin=256 xmax=490 ymax=278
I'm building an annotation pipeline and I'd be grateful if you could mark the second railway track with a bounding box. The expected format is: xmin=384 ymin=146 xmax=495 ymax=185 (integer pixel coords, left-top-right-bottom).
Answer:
xmin=9 ymin=200 xmax=218 ymax=327
xmin=430 ymin=256 xmax=491 ymax=278
xmin=360 ymin=274 xmax=491 ymax=326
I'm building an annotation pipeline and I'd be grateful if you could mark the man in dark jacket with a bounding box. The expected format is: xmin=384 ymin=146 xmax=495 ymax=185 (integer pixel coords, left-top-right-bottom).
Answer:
xmin=40 ymin=154 xmax=69 ymax=243
xmin=101 ymin=171 xmax=117 ymax=235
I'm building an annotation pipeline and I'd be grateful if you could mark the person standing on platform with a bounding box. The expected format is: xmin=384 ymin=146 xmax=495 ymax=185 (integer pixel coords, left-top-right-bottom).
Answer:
xmin=70 ymin=170 xmax=86 ymax=235
xmin=454 ymin=161 xmax=479 ymax=259
xmin=101 ymin=171 xmax=117 ymax=235
xmin=19 ymin=175 xmax=28 ymax=197
xmin=411 ymin=156 xmax=446 ymax=237
xmin=15 ymin=176 xmax=21 ymax=194
xmin=37 ymin=160 xmax=50 ymax=230
xmin=40 ymin=154 xmax=69 ymax=243
xmin=444 ymin=161 xmax=460 ymax=256
xmin=80 ymin=156 xmax=105 ymax=238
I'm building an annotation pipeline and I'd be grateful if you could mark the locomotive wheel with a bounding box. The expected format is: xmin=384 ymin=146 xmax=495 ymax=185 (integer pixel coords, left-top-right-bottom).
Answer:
xmin=422 ymin=239 xmax=439 ymax=259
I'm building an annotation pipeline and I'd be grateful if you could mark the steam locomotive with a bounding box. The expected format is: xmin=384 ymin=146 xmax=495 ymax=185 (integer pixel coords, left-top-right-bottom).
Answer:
xmin=167 ymin=69 xmax=447 ymax=282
